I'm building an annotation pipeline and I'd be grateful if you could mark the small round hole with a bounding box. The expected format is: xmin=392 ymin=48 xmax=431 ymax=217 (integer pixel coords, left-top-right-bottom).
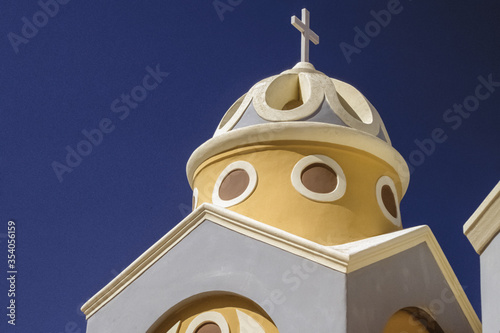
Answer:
xmin=381 ymin=185 xmax=397 ymax=218
xmin=301 ymin=163 xmax=338 ymax=193
xmin=195 ymin=322 xmax=221 ymax=333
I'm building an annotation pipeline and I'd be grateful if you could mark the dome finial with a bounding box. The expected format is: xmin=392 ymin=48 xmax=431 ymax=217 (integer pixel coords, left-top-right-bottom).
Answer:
xmin=291 ymin=8 xmax=319 ymax=63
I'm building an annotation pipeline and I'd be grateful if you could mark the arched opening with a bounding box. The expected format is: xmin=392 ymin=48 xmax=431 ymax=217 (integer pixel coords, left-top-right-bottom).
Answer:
xmin=148 ymin=292 xmax=279 ymax=333
xmin=383 ymin=307 xmax=444 ymax=333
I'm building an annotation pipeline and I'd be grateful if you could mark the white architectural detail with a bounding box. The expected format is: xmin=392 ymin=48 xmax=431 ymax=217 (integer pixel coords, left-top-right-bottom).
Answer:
xmin=185 ymin=311 xmax=229 ymax=333
xmin=291 ymin=8 xmax=319 ymax=62
xmin=214 ymin=93 xmax=253 ymax=136
xmin=213 ymin=62 xmax=389 ymax=143
xmin=166 ymin=321 xmax=180 ymax=333
xmin=188 ymin=122 xmax=410 ymax=195
xmin=253 ymin=72 xmax=324 ymax=121
xmin=463 ymin=181 xmax=500 ymax=254
xmin=212 ymin=161 xmax=258 ymax=208
xmin=329 ymin=78 xmax=388 ymax=140
xmin=375 ymin=176 xmax=401 ymax=227
xmin=291 ymin=154 xmax=346 ymax=202
xmin=236 ymin=310 xmax=265 ymax=333
xmin=192 ymin=188 xmax=199 ymax=210
xmin=81 ymin=204 xmax=481 ymax=331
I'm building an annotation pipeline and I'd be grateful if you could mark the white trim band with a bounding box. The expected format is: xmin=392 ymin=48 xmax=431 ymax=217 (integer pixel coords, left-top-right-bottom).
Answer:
xmin=212 ymin=161 xmax=258 ymax=208
xmin=187 ymin=122 xmax=410 ymax=195
xmin=376 ymin=176 xmax=401 ymax=227
xmin=185 ymin=311 xmax=229 ymax=333
xmin=291 ymin=154 xmax=346 ymax=202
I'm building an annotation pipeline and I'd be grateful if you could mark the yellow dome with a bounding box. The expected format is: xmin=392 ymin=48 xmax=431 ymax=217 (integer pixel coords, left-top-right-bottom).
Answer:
xmin=186 ymin=62 xmax=410 ymax=245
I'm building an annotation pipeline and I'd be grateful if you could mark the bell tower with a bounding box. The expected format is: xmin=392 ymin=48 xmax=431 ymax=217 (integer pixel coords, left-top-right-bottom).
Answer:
xmin=188 ymin=59 xmax=408 ymax=245
xmin=81 ymin=8 xmax=481 ymax=333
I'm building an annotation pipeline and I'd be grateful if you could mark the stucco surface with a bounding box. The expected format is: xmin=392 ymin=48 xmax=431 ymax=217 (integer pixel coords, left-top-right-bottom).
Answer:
xmin=347 ymin=243 xmax=474 ymax=332
xmin=481 ymin=232 xmax=500 ymax=333
xmin=86 ymin=220 xmax=346 ymax=333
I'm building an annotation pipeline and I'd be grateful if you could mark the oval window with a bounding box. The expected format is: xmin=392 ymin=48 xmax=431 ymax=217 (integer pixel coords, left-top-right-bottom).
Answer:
xmin=301 ymin=163 xmax=338 ymax=193
xmin=376 ymin=176 xmax=401 ymax=227
xmin=381 ymin=185 xmax=397 ymax=218
xmin=219 ymin=169 xmax=249 ymax=200
xmin=196 ymin=322 xmax=221 ymax=333
xmin=291 ymin=155 xmax=346 ymax=202
xmin=212 ymin=161 xmax=257 ymax=208
xmin=185 ymin=312 xmax=229 ymax=333
xmin=192 ymin=188 xmax=199 ymax=210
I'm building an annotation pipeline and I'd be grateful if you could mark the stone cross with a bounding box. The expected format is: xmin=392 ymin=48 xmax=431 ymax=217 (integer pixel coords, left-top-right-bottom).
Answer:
xmin=291 ymin=8 xmax=319 ymax=63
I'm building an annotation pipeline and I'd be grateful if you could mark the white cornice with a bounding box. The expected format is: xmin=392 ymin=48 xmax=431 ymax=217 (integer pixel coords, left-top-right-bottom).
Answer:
xmin=81 ymin=204 xmax=481 ymax=332
xmin=185 ymin=122 xmax=410 ymax=194
xmin=464 ymin=181 xmax=500 ymax=254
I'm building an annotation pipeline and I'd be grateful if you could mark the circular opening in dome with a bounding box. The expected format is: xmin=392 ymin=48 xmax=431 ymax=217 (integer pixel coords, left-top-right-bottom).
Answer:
xmin=219 ymin=169 xmax=250 ymax=201
xmin=192 ymin=188 xmax=199 ymax=210
xmin=282 ymin=99 xmax=303 ymax=110
xmin=218 ymin=94 xmax=246 ymax=129
xmin=381 ymin=185 xmax=397 ymax=218
xmin=212 ymin=161 xmax=257 ymax=208
xmin=196 ymin=322 xmax=221 ymax=333
xmin=337 ymin=93 xmax=362 ymax=122
xmin=291 ymin=155 xmax=346 ymax=202
xmin=333 ymin=79 xmax=374 ymax=124
xmin=375 ymin=176 xmax=401 ymax=227
xmin=301 ymin=163 xmax=338 ymax=193
xmin=265 ymin=74 xmax=305 ymax=111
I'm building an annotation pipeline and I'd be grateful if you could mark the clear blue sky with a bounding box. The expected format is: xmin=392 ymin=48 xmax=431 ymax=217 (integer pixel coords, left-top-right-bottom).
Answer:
xmin=1 ymin=0 xmax=499 ymax=331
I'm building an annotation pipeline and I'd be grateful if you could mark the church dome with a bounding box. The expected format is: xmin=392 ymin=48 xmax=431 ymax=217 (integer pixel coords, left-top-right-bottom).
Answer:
xmin=215 ymin=62 xmax=390 ymax=144
xmin=187 ymin=62 xmax=409 ymax=195
xmin=185 ymin=8 xmax=410 ymax=245
xmin=185 ymin=61 xmax=411 ymax=246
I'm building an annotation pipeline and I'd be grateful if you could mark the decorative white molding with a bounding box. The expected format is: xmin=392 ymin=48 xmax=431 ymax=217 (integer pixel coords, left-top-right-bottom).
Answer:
xmin=185 ymin=311 xmax=229 ymax=333
xmin=291 ymin=154 xmax=346 ymax=202
xmin=463 ymin=181 xmax=500 ymax=254
xmin=187 ymin=122 xmax=410 ymax=195
xmin=212 ymin=63 xmax=390 ymax=142
xmin=236 ymin=310 xmax=265 ymax=333
xmin=253 ymin=72 xmax=324 ymax=121
xmin=214 ymin=93 xmax=253 ymax=136
xmin=375 ymin=176 xmax=402 ymax=227
xmin=192 ymin=188 xmax=199 ymax=210
xmin=329 ymin=78 xmax=388 ymax=141
xmin=212 ymin=161 xmax=257 ymax=208
xmin=166 ymin=321 xmax=180 ymax=333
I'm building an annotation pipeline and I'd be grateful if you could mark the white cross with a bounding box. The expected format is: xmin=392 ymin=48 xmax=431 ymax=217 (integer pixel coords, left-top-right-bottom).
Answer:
xmin=291 ymin=8 xmax=319 ymax=63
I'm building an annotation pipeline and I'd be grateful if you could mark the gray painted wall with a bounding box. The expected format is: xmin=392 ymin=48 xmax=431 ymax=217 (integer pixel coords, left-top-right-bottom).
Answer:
xmin=481 ymin=232 xmax=500 ymax=333
xmin=86 ymin=218 xmax=476 ymax=332
xmin=86 ymin=220 xmax=346 ymax=332
xmin=347 ymin=243 xmax=474 ymax=332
